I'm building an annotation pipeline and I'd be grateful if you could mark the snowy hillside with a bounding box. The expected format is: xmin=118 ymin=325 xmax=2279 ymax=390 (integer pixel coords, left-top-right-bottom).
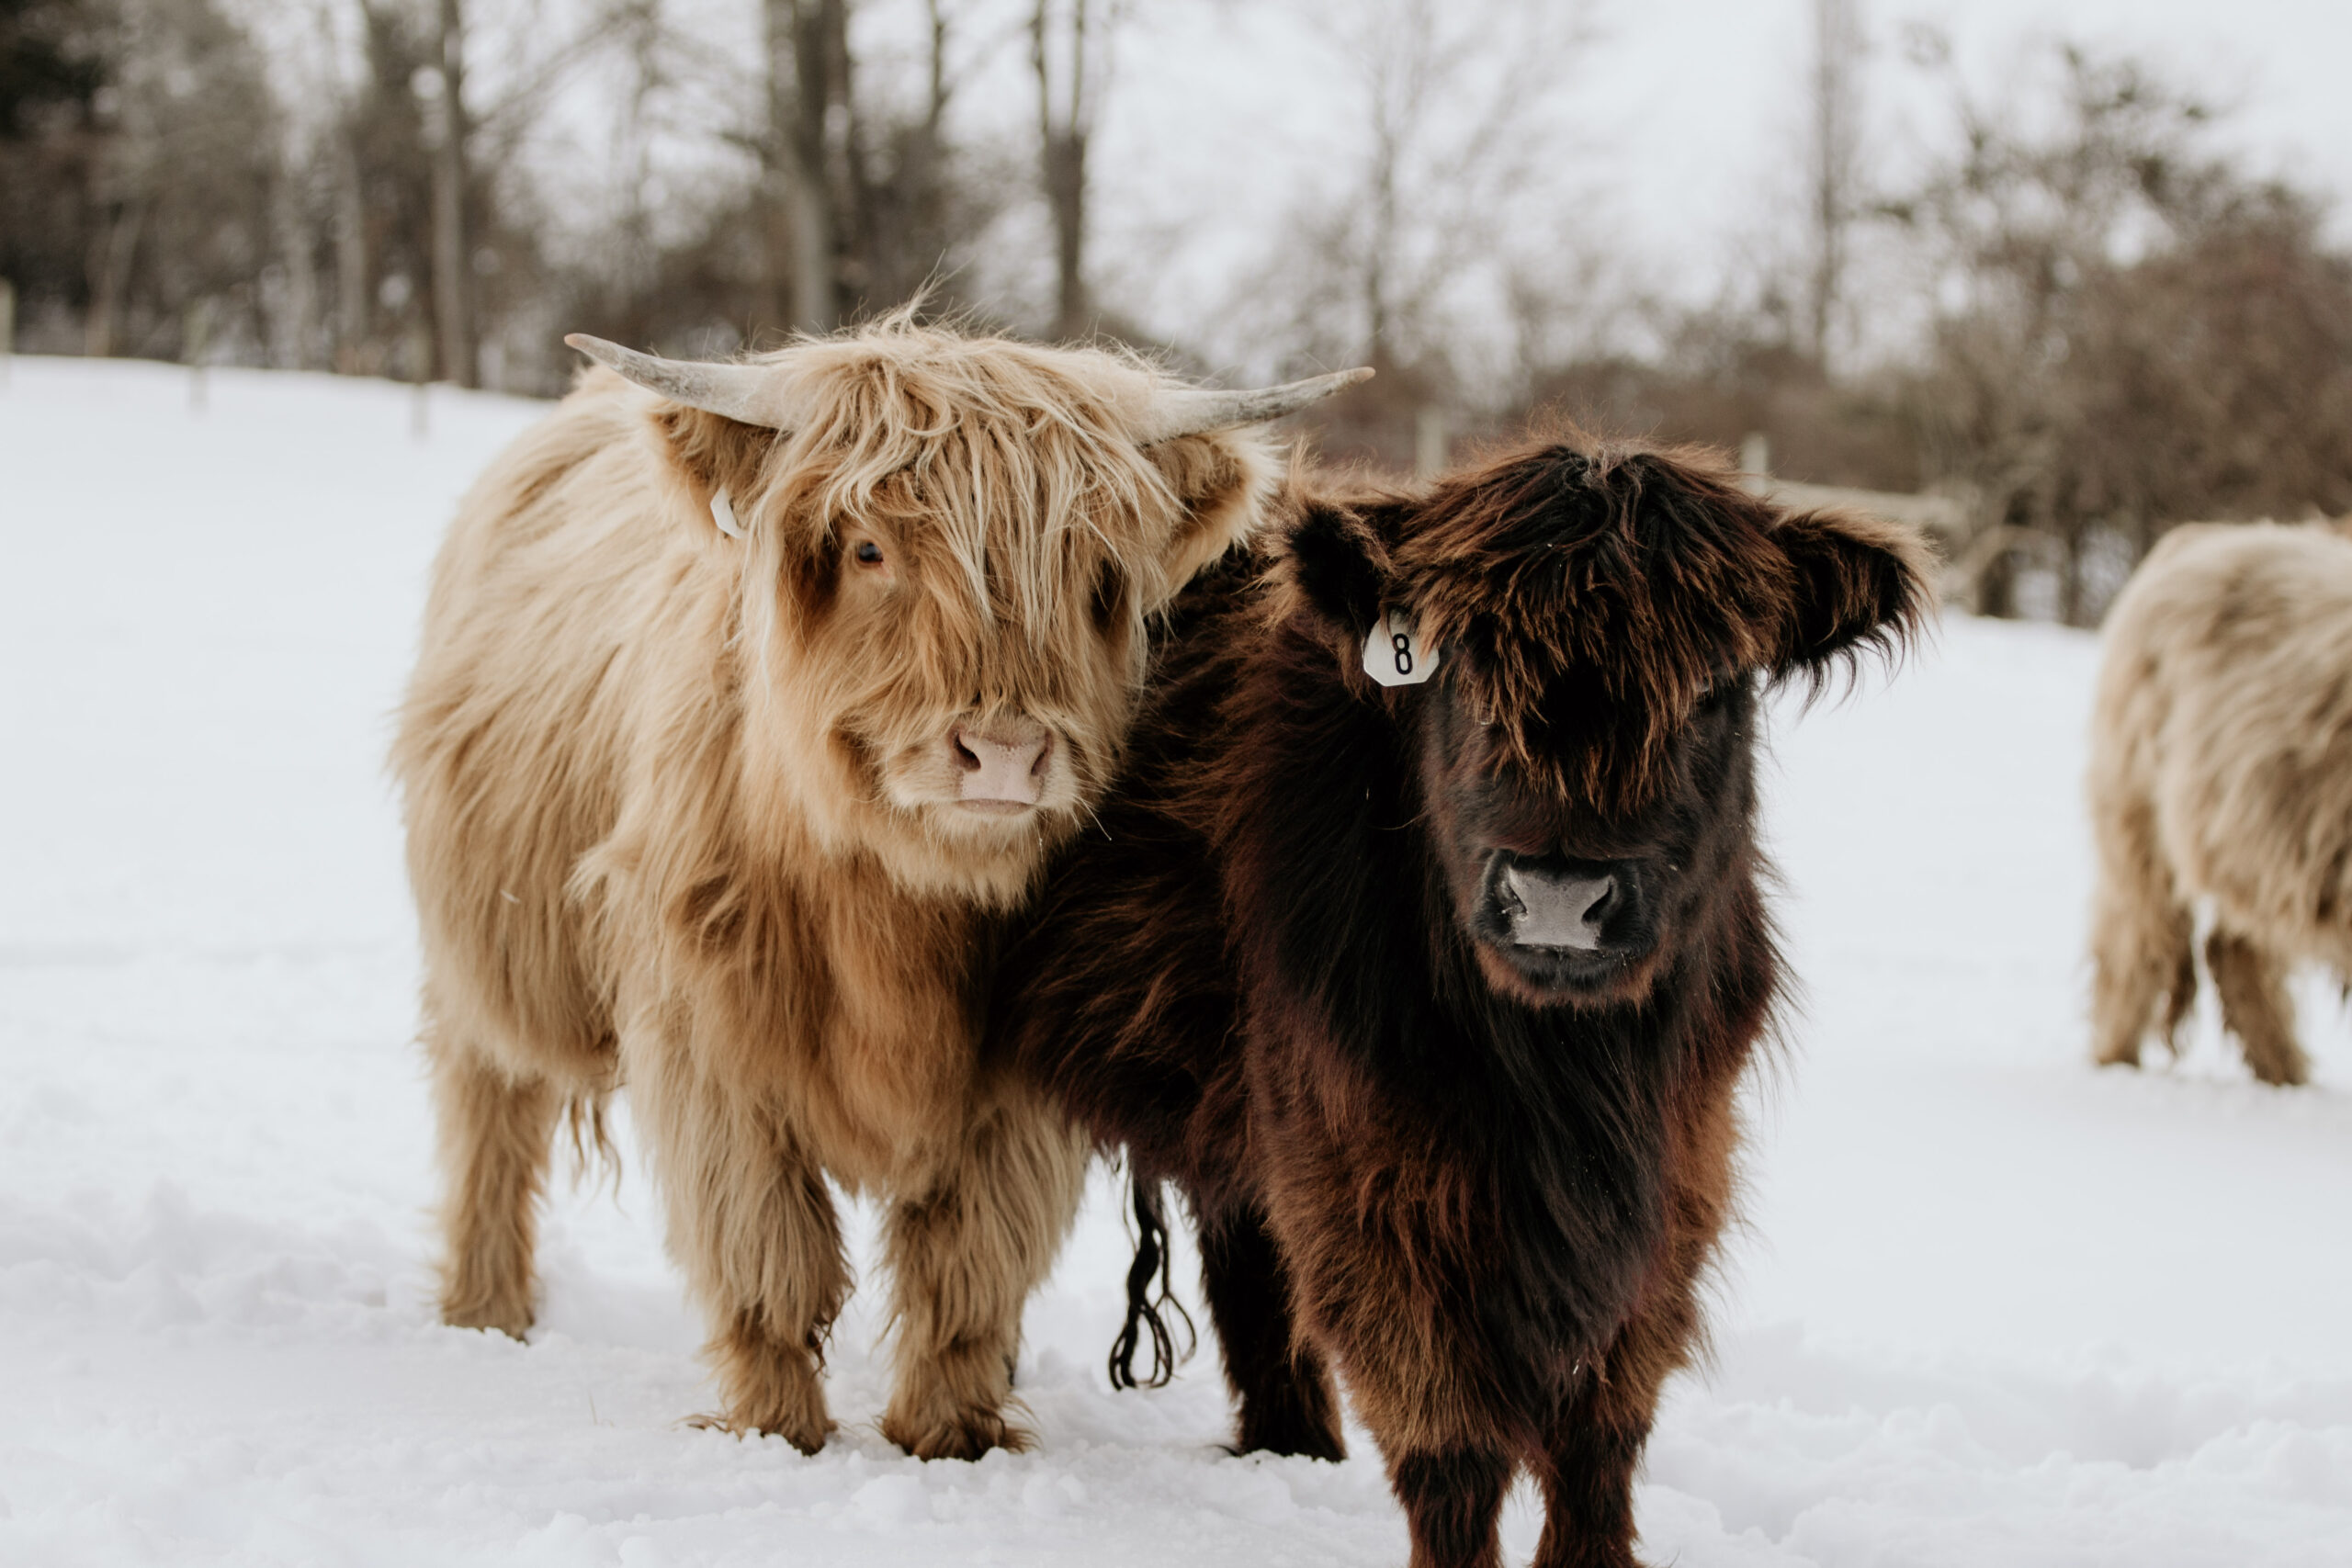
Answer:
xmin=4 ymin=357 xmax=2349 ymax=1565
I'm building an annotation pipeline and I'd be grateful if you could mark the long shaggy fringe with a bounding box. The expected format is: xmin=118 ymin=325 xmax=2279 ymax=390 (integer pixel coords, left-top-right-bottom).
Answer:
xmin=1275 ymin=430 xmax=1934 ymax=813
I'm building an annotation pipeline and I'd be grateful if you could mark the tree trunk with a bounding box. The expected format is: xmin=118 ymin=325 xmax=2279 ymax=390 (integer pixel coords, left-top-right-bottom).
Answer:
xmin=85 ymin=197 xmax=147 ymax=358
xmin=431 ymin=0 xmax=478 ymax=388
xmin=1042 ymin=125 xmax=1086 ymax=339
xmin=334 ymin=126 xmax=368 ymax=373
xmin=849 ymin=0 xmax=949 ymax=309
xmin=276 ymin=167 xmax=321 ymax=370
xmin=1973 ymin=548 xmax=2016 ymax=618
xmin=764 ymin=0 xmax=836 ymax=335
xmin=2059 ymin=525 xmax=2086 ymax=626
xmin=1807 ymin=0 xmax=1860 ymax=373
xmin=1365 ymin=117 xmax=1396 ymax=366
xmin=1033 ymin=0 xmax=1091 ymax=342
xmin=910 ymin=0 xmax=949 ymax=291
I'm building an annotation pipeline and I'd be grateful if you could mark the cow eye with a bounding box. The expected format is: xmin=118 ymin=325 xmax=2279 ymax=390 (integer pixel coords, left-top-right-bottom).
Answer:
xmin=853 ymin=539 xmax=885 ymax=567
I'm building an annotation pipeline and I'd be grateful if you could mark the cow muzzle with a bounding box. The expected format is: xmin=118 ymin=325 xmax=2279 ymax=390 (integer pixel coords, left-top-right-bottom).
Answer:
xmin=1497 ymin=863 xmax=1616 ymax=951
xmin=1476 ymin=852 xmax=1649 ymax=965
xmin=950 ymin=718 xmax=1053 ymax=814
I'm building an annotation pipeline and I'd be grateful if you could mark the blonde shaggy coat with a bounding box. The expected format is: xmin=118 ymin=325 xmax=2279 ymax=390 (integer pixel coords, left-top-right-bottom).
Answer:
xmin=2088 ymin=520 xmax=2352 ymax=1087
xmin=393 ymin=323 xmax=1283 ymax=1456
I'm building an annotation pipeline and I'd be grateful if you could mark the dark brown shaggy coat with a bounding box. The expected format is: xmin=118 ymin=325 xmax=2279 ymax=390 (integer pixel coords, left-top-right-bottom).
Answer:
xmin=992 ymin=436 xmax=1931 ymax=1568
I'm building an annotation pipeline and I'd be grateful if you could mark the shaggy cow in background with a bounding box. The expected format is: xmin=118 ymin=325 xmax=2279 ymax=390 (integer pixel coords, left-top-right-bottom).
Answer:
xmin=993 ymin=437 xmax=1932 ymax=1568
xmin=2089 ymin=520 xmax=2352 ymax=1087
xmin=391 ymin=320 xmax=1362 ymax=1457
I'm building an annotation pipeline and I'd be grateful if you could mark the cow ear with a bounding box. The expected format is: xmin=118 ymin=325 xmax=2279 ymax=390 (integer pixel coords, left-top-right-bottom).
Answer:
xmin=1270 ymin=494 xmax=1393 ymax=642
xmin=1137 ymin=430 xmax=1284 ymax=603
xmin=1772 ymin=506 xmax=1938 ymax=682
xmin=646 ymin=402 xmax=775 ymax=543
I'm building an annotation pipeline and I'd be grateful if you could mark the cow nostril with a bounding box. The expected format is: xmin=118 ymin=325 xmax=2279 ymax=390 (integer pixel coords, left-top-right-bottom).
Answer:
xmin=1029 ymin=736 xmax=1053 ymax=777
xmin=1579 ymin=875 xmax=1616 ymax=926
xmin=950 ymin=728 xmax=982 ymax=773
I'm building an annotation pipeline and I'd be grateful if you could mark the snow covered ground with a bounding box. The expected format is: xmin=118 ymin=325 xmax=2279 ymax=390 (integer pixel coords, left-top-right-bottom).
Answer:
xmin=4 ymin=356 xmax=2348 ymax=1565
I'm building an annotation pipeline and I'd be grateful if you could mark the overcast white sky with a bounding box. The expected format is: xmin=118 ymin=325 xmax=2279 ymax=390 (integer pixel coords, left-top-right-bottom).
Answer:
xmin=1036 ymin=0 xmax=2352 ymax=372
xmin=1544 ymin=0 xmax=2352 ymax=251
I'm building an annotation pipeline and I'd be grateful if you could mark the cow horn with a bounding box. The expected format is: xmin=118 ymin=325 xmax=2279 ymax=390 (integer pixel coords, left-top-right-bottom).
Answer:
xmin=1138 ymin=367 xmax=1374 ymax=445
xmin=563 ymin=333 xmax=793 ymax=429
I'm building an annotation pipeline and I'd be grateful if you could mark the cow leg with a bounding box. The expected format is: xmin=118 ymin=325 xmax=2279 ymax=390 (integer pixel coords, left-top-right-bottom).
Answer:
xmin=1386 ymin=1446 xmax=1513 ymax=1568
xmin=1535 ymin=1081 xmax=1736 ymax=1568
xmin=1197 ymin=1202 xmax=1346 ymax=1461
xmin=628 ymin=1046 xmax=849 ymax=1451
xmin=1531 ymin=1268 xmax=1699 ymax=1568
xmin=2087 ymin=796 xmax=2197 ymax=1070
xmin=430 ymin=1033 xmax=563 ymax=1338
xmin=879 ymin=1083 xmax=1087 ymax=1460
xmin=1532 ymin=1348 xmax=1667 ymax=1568
xmin=1532 ymin=1391 xmax=1648 ymax=1568
xmin=2206 ymin=929 xmax=2310 ymax=1087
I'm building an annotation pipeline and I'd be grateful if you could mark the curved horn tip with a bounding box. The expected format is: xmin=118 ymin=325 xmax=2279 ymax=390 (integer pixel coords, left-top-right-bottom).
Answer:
xmin=1140 ymin=365 xmax=1378 ymax=445
xmin=558 ymin=332 xmax=786 ymax=430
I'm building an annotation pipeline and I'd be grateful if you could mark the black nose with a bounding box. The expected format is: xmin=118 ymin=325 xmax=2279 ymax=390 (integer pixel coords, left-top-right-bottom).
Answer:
xmin=1496 ymin=864 xmax=1616 ymax=952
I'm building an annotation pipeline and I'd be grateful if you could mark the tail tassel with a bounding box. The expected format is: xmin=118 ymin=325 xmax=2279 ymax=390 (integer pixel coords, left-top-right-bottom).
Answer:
xmin=1109 ymin=1176 xmax=1195 ymax=1390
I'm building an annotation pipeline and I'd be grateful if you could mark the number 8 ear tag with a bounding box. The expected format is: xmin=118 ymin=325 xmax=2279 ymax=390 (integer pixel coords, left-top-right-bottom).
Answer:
xmin=1363 ymin=610 xmax=1439 ymax=687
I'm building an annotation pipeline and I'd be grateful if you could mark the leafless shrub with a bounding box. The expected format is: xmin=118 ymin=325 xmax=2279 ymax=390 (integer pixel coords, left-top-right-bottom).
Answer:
xmin=1887 ymin=35 xmax=2352 ymax=621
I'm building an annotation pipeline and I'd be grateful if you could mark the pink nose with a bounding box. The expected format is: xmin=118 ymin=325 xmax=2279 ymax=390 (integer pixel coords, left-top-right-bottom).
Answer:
xmin=951 ymin=720 xmax=1052 ymax=808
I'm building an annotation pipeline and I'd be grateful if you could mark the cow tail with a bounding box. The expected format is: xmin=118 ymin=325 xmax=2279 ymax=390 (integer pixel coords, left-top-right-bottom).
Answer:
xmin=1110 ymin=1174 xmax=1195 ymax=1391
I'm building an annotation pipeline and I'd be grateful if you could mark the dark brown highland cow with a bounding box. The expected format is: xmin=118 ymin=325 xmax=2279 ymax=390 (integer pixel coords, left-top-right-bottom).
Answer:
xmin=992 ymin=436 xmax=1932 ymax=1568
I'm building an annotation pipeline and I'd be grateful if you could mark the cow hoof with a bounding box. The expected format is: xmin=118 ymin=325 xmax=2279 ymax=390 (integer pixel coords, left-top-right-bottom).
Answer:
xmin=685 ymin=1408 xmax=833 ymax=1456
xmin=1230 ymin=1426 xmax=1346 ymax=1463
xmin=881 ymin=1406 xmax=1030 ymax=1461
xmin=440 ymin=1300 xmax=533 ymax=1340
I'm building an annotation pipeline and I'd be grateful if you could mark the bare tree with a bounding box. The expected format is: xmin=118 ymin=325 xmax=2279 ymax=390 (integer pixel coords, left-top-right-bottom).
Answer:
xmin=319 ymin=1 xmax=436 ymax=378
xmin=332 ymin=89 xmax=368 ymax=366
xmin=1888 ymin=35 xmax=2352 ymax=622
xmin=843 ymin=0 xmax=978 ymax=311
xmin=400 ymin=0 xmax=629 ymax=382
xmin=427 ymin=0 xmax=474 ymax=384
xmin=757 ymin=0 xmax=845 ymax=333
xmin=3 ymin=0 xmax=1006 ymax=373
xmin=1029 ymin=0 xmax=1114 ymax=341
xmin=1237 ymin=0 xmax=1590 ymax=468
xmin=73 ymin=0 xmax=279 ymax=360
xmin=1805 ymin=0 xmax=1863 ymax=371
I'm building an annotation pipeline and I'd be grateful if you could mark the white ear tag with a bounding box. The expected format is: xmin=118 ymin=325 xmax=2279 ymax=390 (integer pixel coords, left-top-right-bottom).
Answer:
xmin=709 ymin=487 xmax=746 ymax=540
xmin=1362 ymin=610 xmax=1439 ymax=687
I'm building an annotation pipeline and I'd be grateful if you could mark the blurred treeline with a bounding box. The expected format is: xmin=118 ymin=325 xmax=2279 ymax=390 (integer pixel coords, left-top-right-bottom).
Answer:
xmin=6 ymin=0 xmax=2352 ymax=623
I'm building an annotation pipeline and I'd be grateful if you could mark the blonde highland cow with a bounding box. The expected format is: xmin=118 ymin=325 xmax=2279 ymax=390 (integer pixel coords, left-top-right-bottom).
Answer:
xmin=391 ymin=320 xmax=1364 ymax=1456
xmin=2088 ymin=519 xmax=2352 ymax=1088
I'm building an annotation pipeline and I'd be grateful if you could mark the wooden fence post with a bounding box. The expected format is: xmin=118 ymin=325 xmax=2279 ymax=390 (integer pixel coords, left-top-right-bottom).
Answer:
xmin=410 ymin=320 xmax=432 ymax=440
xmin=187 ymin=298 xmax=213 ymax=413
